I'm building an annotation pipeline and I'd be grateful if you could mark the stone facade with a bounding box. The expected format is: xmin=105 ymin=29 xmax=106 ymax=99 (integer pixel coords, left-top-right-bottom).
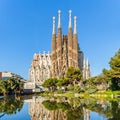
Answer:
xmin=29 ymin=52 xmax=51 ymax=86
xmin=28 ymin=10 xmax=90 ymax=87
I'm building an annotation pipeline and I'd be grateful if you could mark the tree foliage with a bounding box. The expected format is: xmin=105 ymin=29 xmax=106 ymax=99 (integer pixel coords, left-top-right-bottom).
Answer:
xmin=56 ymin=78 xmax=69 ymax=87
xmin=42 ymin=67 xmax=82 ymax=92
xmin=42 ymin=100 xmax=70 ymax=111
xmin=42 ymin=78 xmax=58 ymax=91
xmin=65 ymin=66 xmax=82 ymax=85
xmin=103 ymin=49 xmax=120 ymax=90
xmin=0 ymin=77 xmax=24 ymax=95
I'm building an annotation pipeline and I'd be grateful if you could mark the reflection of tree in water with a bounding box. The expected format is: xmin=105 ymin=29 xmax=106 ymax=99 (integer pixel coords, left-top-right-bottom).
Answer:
xmin=84 ymin=98 xmax=120 ymax=120
xmin=66 ymin=106 xmax=84 ymax=120
xmin=0 ymin=96 xmax=23 ymax=115
xmin=109 ymin=101 xmax=120 ymax=120
xmin=42 ymin=100 xmax=69 ymax=120
xmin=66 ymin=98 xmax=84 ymax=120
xmin=42 ymin=100 xmax=71 ymax=110
xmin=42 ymin=98 xmax=85 ymax=120
xmin=84 ymin=98 xmax=112 ymax=118
xmin=42 ymin=97 xmax=120 ymax=120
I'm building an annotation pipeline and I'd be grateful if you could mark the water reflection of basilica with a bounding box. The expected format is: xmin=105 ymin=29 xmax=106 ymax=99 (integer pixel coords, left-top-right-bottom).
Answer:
xmin=24 ymin=96 xmax=120 ymax=120
xmin=29 ymin=97 xmax=66 ymax=120
xmin=0 ymin=96 xmax=119 ymax=120
xmin=28 ymin=96 xmax=90 ymax=120
xmin=29 ymin=97 xmax=50 ymax=120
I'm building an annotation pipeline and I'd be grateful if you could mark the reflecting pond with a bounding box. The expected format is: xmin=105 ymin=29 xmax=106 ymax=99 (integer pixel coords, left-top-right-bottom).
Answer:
xmin=0 ymin=95 xmax=120 ymax=120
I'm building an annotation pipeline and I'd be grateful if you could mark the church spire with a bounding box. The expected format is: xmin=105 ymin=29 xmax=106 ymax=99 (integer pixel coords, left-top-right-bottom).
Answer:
xmin=58 ymin=10 xmax=61 ymax=28
xmin=52 ymin=16 xmax=56 ymax=34
xmin=52 ymin=16 xmax=56 ymax=55
xmin=74 ymin=16 xmax=77 ymax=34
xmin=73 ymin=16 xmax=78 ymax=67
xmin=69 ymin=10 xmax=72 ymax=28
xmin=68 ymin=10 xmax=73 ymax=67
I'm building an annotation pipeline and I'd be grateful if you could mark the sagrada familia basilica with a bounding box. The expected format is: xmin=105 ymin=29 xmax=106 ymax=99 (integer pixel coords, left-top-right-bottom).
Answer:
xmin=28 ymin=10 xmax=90 ymax=88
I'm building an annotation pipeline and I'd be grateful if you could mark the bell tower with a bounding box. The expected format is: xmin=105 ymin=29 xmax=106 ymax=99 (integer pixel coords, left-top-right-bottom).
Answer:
xmin=68 ymin=10 xmax=73 ymax=67
xmin=73 ymin=16 xmax=79 ymax=68
xmin=57 ymin=10 xmax=63 ymax=77
xmin=51 ymin=16 xmax=56 ymax=77
xmin=50 ymin=10 xmax=89 ymax=78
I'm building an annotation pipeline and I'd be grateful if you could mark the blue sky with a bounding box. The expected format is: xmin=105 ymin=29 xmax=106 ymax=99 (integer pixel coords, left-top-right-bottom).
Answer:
xmin=0 ymin=0 xmax=120 ymax=80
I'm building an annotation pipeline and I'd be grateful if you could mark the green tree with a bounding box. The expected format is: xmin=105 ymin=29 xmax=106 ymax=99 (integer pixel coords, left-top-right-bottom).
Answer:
xmin=56 ymin=78 xmax=70 ymax=92
xmin=56 ymin=78 xmax=69 ymax=87
xmin=42 ymin=78 xmax=58 ymax=91
xmin=103 ymin=49 xmax=120 ymax=90
xmin=65 ymin=67 xmax=82 ymax=86
xmin=0 ymin=77 xmax=24 ymax=96
xmin=85 ymin=77 xmax=96 ymax=86
xmin=6 ymin=77 xmax=23 ymax=94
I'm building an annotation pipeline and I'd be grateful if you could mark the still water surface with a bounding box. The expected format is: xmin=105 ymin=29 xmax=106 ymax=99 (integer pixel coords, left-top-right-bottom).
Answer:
xmin=0 ymin=95 xmax=120 ymax=120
